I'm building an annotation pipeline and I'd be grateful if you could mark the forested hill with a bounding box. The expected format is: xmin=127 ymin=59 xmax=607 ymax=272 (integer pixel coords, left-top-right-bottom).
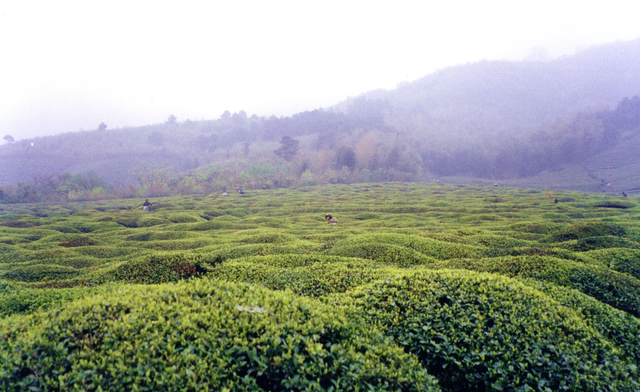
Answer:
xmin=1 ymin=38 xmax=639 ymax=202
xmin=340 ymin=37 xmax=640 ymax=145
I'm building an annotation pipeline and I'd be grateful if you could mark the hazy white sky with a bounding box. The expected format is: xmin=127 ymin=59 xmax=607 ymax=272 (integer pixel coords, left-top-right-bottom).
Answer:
xmin=1 ymin=0 xmax=640 ymax=140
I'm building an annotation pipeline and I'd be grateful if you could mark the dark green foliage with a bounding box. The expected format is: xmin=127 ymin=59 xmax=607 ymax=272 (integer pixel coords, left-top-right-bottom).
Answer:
xmin=110 ymin=253 xmax=212 ymax=284
xmin=273 ymin=136 xmax=299 ymax=162
xmin=341 ymin=270 xmax=638 ymax=391
xmin=211 ymin=255 xmax=391 ymax=296
xmin=569 ymin=235 xmax=640 ymax=251
xmin=0 ymin=279 xmax=440 ymax=391
xmin=0 ymin=285 xmax=106 ymax=318
xmin=436 ymin=255 xmax=640 ymax=317
xmin=543 ymin=222 xmax=626 ymax=243
xmin=524 ymin=279 xmax=640 ymax=365
xmin=331 ymin=233 xmax=483 ymax=260
xmin=327 ymin=243 xmax=437 ymax=266
xmin=1 ymin=264 xmax=80 ymax=282
xmin=587 ymin=248 xmax=640 ymax=280
xmin=1 ymin=183 xmax=640 ymax=389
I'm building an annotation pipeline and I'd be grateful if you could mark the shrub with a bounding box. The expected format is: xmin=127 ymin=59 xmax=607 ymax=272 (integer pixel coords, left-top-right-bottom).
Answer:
xmin=523 ymin=279 xmax=640 ymax=365
xmin=211 ymin=256 xmax=392 ymax=297
xmin=436 ymin=256 xmax=640 ymax=317
xmin=0 ymin=264 xmax=80 ymax=282
xmin=543 ymin=222 xmax=626 ymax=243
xmin=586 ymin=248 xmax=640 ymax=280
xmin=110 ymin=253 xmax=212 ymax=284
xmin=0 ymin=280 xmax=440 ymax=391
xmin=327 ymin=243 xmax=437 ymax=266
xmin=331 ymin=233 xmax=482 ymax=260
xmin=204 ymin=243 xmax=323 ymax=265
xmin=568 ymin=236 xmax=640 ymax=251
xmin=339 ymin=269 xmax=637 ymax=391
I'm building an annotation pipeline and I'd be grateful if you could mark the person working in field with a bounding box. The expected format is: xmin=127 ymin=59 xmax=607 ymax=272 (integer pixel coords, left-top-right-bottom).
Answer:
xmin=143 ymin=199 xmax=153 ymax=211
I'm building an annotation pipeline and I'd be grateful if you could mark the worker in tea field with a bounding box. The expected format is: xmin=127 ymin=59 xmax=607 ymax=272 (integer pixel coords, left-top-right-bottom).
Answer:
xmin=325 ymin=214 xmax=338 ymax=224
xmin=142 ymin=199 xmax=153 ymax=211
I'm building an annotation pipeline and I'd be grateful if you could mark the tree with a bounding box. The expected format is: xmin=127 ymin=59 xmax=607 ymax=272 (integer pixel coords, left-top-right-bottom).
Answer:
xmin=148 ymin=132 xmax=166 ymax=146
xmin=97 ymin=122 xmax=107 ymax=131
xmin=334 ymin=146 xmax=357 ymax=170
xmin=3 ymin=135 xmax=15 ymax=144
xmin=274 ymin=136 xmax=299 ymax=162
xmin=166 ymin=115 xmax=177 ymax=124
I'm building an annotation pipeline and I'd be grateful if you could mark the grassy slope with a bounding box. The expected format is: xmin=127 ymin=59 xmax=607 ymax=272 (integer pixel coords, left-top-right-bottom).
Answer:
xmin=1 ymin=183 xmax=640 ymax=391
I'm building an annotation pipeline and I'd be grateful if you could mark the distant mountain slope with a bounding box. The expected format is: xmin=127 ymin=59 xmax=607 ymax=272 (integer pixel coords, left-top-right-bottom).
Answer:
xmin=485 ymin=131 xmax=640 ymax=195
xmin=2 ymin=38 xmax=640 ymax=195
xmin=345 ymin=37 xmax=640 ymax=143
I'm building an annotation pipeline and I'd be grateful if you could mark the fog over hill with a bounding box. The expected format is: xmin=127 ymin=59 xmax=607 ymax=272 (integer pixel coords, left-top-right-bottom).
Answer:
xmin=343 ymin=37 xmax=640 ymax=145
xmin=1 ymin=38 xmax=639 ymax=201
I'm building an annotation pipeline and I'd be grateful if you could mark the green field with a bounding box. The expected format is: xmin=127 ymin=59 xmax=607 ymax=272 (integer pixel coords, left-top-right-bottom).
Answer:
xmin=1 ymin=183 xmax=639 ymax=391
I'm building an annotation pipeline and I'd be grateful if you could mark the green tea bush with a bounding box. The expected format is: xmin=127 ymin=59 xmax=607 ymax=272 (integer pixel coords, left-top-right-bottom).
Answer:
xmin=569 ymin=236 xmax=640 ymax=251
xmin=0 ymin=286 xmax=104 ymax=318
xmin=205 ymin=243 xmax=323 ymax=265
xmin=543 ymin=222 xmax=627 ymax=243
xmin=0 ymin=264 xmax=80 ymax=282
xmin=523 ymin=279 xmax=640 ymax=365
xmin=332 ymin=233 xmax=482 ymax=260
xmin=187 ymin=220 xmax=233 ymax=231
xmin=136 ymin=216 xmax=171 ymax=227
xmin=438 ymin=256 xmax=640 ymax=317
xmin=125 ymin=231 xmax=198 ymax=241
xmin=211 ymin=257 xmax=392 ymax=297
xmin=239 ymin=233 xmax=294 ymax=244
xmin=339 ymin=269 xmax=637 ymax=392
xmin=110 ymin=253 xmax=212 ymax=284
xmin=463 ymin=234 xmax=535 ymax=249
xmin=165 ymin=212 xmax=203 ymax=223
xmin=223 ymin=254 xmax=366 ymax=269
xmin=327 ymin=243 xmax=437 ymax=266
xmin=353 ymin=212 xmax=381 ymax=220
xmin=134 ymin=238 xmax=215 ymax=251
xmin=71 ymin=246 xmax=147 ymax=259
xmin=0 ymin=279 xmax=440 ymax=391
xmin=586 ymin=248 xmax=640 ymax=280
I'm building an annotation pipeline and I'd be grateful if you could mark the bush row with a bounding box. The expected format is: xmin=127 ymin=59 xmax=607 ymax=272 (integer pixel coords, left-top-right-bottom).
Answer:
xmin=0 ymin=279 xmax=440 ymax=391
xmin=337 ymin=269 xmax=638 ymax=391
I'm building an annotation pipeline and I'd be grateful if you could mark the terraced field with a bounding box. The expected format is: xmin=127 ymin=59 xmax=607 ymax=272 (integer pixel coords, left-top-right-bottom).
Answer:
xmin=1 ymin=183 xmax=639 ymax=391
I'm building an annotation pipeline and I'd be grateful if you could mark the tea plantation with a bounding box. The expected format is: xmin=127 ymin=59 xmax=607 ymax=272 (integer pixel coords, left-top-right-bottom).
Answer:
xmin=1 ymin=183 xmax=639 ymax=391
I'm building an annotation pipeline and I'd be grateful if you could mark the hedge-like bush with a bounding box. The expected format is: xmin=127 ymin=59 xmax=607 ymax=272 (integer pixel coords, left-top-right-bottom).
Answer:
xmin=339 ymin=269 xmax=638 ymax=391
xmin=435 ymin=255 xmax=640 ymax=317
xmin=327 ymin=243 xmax=437 ymax=266
xmin=543 ymin=222 xmax=626 ymax=243
xmin=109 ymin=253 xmax=212 ymax=284
xmin=522 ymin=279 xmax=640 ymax=365
xmin=0 ymin=279 xmax=440 ymax=391
xmin=211 ymin=256 xmax=392 ymax=297
xmin=568 ymin=236 xmax=640 ymax=251
xmin=204 ymin=243 xmax=323 ymax=265
xmin=0 ymin=264 xmax=80 ymax=283
xmin=586 ymin=248 xmax=640 ymax=280
xmin=331 ymin=233 xmax=482 ymax=260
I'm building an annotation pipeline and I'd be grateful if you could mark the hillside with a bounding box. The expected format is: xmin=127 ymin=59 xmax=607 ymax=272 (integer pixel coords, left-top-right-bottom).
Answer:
xmin=1 ymin=183 xmax=640 ymax=390
xmin=2 ymin=38 xmax=640 ymax=199
xmin=348 ymin=37 xmax=640 ymax=143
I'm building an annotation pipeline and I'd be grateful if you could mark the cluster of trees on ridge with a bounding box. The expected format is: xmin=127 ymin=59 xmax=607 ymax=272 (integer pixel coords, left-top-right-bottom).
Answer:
xmin=1 ymin=95 xmax=639 ymax=204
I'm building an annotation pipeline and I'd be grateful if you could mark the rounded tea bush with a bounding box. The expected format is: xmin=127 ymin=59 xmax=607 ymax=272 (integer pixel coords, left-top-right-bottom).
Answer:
xmin=340 ymin=269 xmax=638 ymax=392
xmin=211 ymin=255 xmax=393 ymax=297
xmin=0 ymin=279 xmax=440 ymax=392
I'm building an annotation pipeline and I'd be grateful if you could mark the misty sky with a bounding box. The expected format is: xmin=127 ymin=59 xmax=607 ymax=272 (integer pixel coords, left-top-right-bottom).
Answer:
xmin=2 ymin=1 xmax=640 ymax=141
